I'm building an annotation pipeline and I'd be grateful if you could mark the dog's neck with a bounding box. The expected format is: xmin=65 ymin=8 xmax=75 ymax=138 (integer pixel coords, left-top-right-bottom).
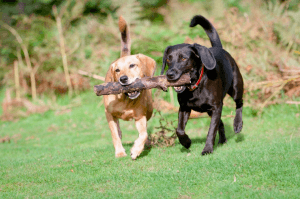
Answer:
xmin=190 ymin=64 xmax=204 ymax=85
xmin=189 ymin=66 xmax=204 ymax=91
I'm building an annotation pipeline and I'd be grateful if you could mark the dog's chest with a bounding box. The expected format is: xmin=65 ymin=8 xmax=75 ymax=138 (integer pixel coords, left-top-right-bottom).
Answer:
xmin=115 ymin=109 xmax=135 ymax=121
xmin=107 ymin=92 xmax=149 ymax=121
xmin=107 ymin=101 xmax=136 ymax=120
xmin=178 ymin=89 xmax=213 ymax=112
xmin=186 ymin=98 xmax=212 ymax=112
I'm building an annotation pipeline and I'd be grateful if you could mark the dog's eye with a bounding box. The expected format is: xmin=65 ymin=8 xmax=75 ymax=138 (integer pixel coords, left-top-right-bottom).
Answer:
xmin=182 ymin=58 xmax=187 ymax=61
xmin=129 ymin=64 xmax=135 ymax=68
xmin=115 ymin=69 xmax=120 ymax=72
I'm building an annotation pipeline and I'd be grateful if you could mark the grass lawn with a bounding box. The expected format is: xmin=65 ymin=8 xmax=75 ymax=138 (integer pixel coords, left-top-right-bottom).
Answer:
xmin=0 ymin=92 xmax=300 ymax=198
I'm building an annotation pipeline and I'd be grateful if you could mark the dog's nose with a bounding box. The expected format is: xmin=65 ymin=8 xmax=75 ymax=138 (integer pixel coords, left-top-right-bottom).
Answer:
xmin=166 ymin=69 xmax=177 ymax=79
xmin=119 ymin=75 xmax=128 ymax=84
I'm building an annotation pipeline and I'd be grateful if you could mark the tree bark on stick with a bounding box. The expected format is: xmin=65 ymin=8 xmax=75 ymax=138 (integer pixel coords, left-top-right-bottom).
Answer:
xmin=94 ymin=73 xmax=191 ymax=96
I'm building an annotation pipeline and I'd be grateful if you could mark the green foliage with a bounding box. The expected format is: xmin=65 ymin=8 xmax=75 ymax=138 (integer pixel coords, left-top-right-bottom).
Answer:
xmin=180 ymin=0 xmax=248 ymax=12
xmin=179 ymin=0 xmax=206 ymax=3
xmin=0 ymin=0 xmax=118 ymax=20
xmin=0 ymin=0 xmax=63 ymax=25
xmin=266 ymin=0 xmax=300 ymax=11
xmin=225 ymin=0 xmax=247 ymax=12
xmin=135 ymin=0 xmax=167 ymax=23
xmin=265 ymin=0 xmax=300 ymax=51
xmin=1 ymin=0 xmax=300 ymax=99
xmin=186 ymin=21 xmax=207 ymax=39
xmin=84 ymin=48 xmax=92 ymax=59
xmin=83 ymin=0 xmax=118 ymax=16
xmin=138 ymin=0 xmax=167 ymax=7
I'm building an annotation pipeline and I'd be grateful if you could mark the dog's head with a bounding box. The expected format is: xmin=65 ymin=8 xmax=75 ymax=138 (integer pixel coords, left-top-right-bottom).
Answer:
xmin=109 ymin=54 xmax=156 ymax=99
xmin=160 ymin=43 xmax=216 ymax=93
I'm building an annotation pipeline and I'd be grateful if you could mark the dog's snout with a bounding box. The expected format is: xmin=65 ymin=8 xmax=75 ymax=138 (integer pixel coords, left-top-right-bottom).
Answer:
xmin=166 ymin=69 xmax=177 ymax=79
xmin=119 ymin=75 xmax=128 ymax=84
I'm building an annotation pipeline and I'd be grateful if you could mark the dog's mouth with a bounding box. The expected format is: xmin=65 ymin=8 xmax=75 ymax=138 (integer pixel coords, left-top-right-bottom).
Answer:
xmin=119 ymin=77 xmax=141 ymax=99
xmin=126 ymin=91 xmax=141 ymax=99
xmin=119 ymin=77 xmax=138 ymax=86
xmin=173 ymin=86 xmax=186 ymax=93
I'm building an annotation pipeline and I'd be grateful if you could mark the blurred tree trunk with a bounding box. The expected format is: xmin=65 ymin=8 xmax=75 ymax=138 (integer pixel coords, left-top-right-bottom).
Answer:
xmin=53 ymin=5 xmax=73 ymax=97
xmin=1 ymin=22 xmax=37 ymax=101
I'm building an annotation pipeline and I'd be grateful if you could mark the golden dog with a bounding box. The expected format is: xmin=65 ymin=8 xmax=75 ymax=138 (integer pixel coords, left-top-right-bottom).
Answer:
xmin=104 ymin=16 xmax=156 ymax=160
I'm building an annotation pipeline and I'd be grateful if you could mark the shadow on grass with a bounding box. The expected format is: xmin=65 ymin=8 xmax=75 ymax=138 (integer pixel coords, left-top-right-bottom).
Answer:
xmin=235 ymin=133 xmax=245 ymax=143
xmin=122 ymin=142 xmax=152 ymax=160
xmin=123 ymin=142 xmax=134 ymax=147
xmin=180 ymin=147 xmax=191 ymax=153
xmin=123 ymin=124 xmax=245 ymax=158
xmin=180 ymin=124 xmax=245 ymax=153
xmin=138 ymin=146 xmax=152 ymax=159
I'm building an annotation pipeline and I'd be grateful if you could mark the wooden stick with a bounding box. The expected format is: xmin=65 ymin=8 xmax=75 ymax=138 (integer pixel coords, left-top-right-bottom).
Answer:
xmin=94 ymin=73 xmax=191 ymax=96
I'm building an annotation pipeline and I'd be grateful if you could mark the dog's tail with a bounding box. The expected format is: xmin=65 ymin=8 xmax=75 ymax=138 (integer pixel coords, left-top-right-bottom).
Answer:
xmin=190 ymin=15 xmax=223 ymax=48
xmin=119 ymin=16 xmax=131 ymax=57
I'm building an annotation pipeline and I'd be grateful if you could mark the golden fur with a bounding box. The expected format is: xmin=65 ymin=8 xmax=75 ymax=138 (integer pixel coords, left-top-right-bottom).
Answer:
xmin=104 ymin=16 xmax=156 ymax=159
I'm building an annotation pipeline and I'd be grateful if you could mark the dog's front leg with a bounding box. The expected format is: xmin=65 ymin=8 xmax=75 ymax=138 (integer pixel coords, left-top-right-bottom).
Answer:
xmin=202 ymin=104 xmax=223 ymax=155
xmin=105 ymin=112 xmax=127 ymax=157
xmin=131 ymin=116 xmax=148 ymax=160
xmin=176 ymin=106 xmax=192 ymax=149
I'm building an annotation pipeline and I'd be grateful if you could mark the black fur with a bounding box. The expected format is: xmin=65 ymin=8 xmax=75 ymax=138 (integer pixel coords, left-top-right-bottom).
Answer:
xmin=190 ymin=15 xmax=223 ymax=48
xmin=161 ymin=15 xmax=244 ymax=155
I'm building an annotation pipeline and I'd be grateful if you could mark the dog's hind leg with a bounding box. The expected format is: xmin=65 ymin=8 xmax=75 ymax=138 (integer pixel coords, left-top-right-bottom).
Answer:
xmin=227 ymin=88 xmax=243 ymax=133
xmin=105 ymin=112 xmax=127 ymax=157
xmin=233 ymin=99 xmax=243 ymax=133
xmin=176 ymin=107 xmax=192 ymax=149
xmin=227 ymin=65 xmax=244 ymax=134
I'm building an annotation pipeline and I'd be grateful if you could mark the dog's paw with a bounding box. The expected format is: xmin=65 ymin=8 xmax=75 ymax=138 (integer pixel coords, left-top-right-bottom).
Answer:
xmin=234 ymin=119 xmax=243 ymax=134
xmin=234 ymin=108 xmax=243 ymax=133
xmin=201 ymin=145 xmax=213 ymax=155
xmin=218 ymin=137 xmax=227 ymax=144
xmin=130 ymin=146 xmax=144 ymax=160
xmin=130 ymin=151 xmax=141 ymax=160
xmin=178 ymin=134 xmax=192 ymax=149
xmin=115 ymin=150 xmax=127 ymax=158
xmin=130 ymin=153 xmax=138 ymax=160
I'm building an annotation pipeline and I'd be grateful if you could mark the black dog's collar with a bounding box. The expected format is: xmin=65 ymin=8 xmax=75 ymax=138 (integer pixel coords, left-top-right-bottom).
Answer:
xmin=188 ymin=67 xmax=204 ymax=91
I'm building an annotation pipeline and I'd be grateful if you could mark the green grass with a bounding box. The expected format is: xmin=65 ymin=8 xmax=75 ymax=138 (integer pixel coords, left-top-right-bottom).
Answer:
xmin=0 ymin=92 xmax=300 ymax=198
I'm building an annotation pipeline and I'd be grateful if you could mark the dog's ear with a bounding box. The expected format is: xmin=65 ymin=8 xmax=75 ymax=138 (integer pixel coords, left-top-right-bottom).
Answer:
xmin=105 ymin=63 xmax=116 ymax=82
xmin=161 ymin=46 xmax=171 ymax=75
xmin=137 ymin=54 xmax=156 ymax=77
xmin=192 ymin=44 xmax=216 ymax=70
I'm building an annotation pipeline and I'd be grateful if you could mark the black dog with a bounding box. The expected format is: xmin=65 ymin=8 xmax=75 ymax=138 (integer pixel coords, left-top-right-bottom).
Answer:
xmin=160 ymin=15 xmax=244 ymax=155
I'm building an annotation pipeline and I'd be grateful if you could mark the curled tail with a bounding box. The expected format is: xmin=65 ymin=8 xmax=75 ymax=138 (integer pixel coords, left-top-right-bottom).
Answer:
xmin=190 ymin=15 xmax=223 ymax=48
xmin=118 ymin=16 xmax=131 ymax=57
